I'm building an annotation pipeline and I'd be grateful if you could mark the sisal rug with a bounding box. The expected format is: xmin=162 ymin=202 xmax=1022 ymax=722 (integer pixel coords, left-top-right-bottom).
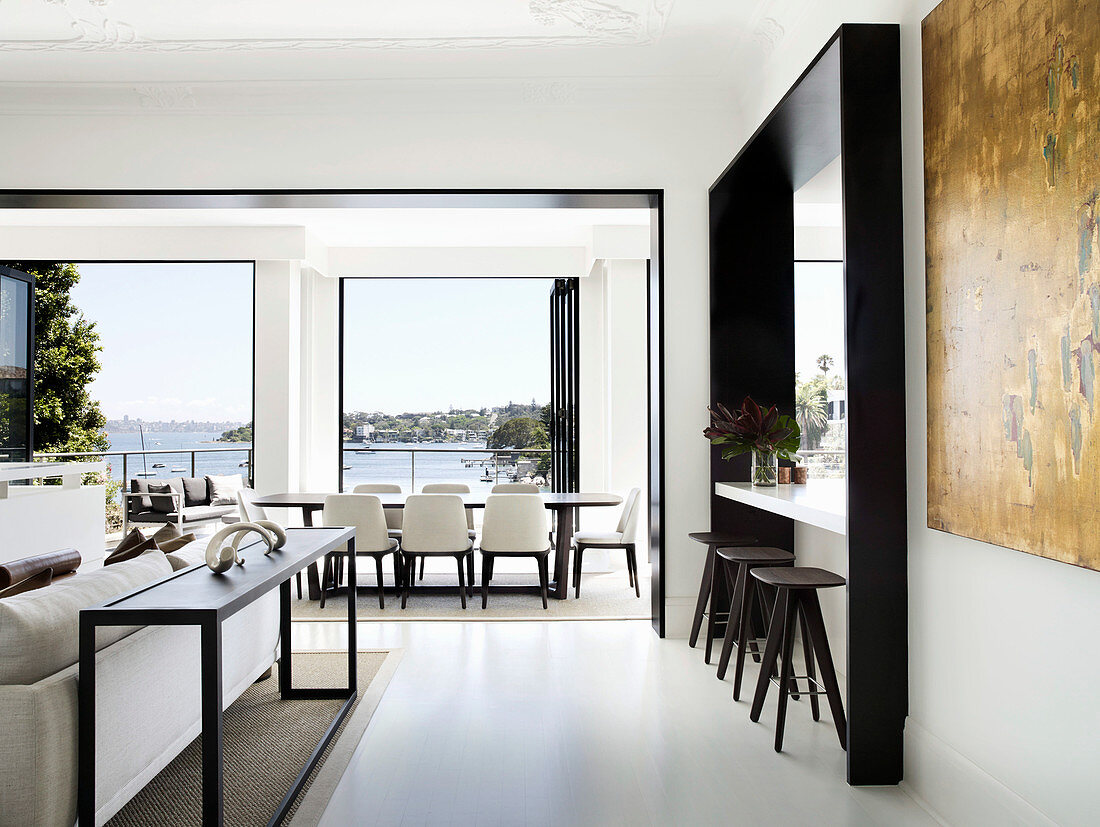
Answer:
xmin=291 ymin=569 xmax=650 ymax=621
xmin=107 ymin=650 xmax=400 ymax=827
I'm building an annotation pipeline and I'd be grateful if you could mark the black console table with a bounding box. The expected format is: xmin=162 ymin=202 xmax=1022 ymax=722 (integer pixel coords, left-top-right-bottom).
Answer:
xmin=78 ymin=526 xmax=357 ymax=827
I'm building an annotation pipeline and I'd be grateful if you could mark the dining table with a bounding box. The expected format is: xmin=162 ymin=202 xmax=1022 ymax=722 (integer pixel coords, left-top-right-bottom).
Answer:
xmin=251 ymin=491 xmax=623 ymax=601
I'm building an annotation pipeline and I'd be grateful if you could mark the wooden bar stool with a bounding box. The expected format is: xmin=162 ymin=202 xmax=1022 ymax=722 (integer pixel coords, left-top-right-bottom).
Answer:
xmin=687 ymin=531 xmax=758 ymax=658
xmin=713 ymin=547 xmax=794 ymax=699
xmin=748 ymin=566 xmax=847 ymax=753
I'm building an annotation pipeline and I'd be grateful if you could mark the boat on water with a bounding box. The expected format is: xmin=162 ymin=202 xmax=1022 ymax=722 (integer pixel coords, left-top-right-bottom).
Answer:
xmin=171 ymin=467 xmax=187 ymax=472
xmin=135 ymin=471 xmax=156 ymax=477
xmin=342 ymin=465 xmax=352 ymax=470
xmin=238 ymin=460 xmax=250 ymax=467
xmin=152 ymin=463 xmax=165 ymax=468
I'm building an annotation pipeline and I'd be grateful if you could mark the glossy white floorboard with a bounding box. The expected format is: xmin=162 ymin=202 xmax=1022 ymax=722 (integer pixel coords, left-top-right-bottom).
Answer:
xmin=291 ymin=621 xmax=934 ymax=827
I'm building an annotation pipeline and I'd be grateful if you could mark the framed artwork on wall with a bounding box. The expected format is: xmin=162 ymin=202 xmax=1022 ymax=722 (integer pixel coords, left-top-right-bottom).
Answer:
xmin=924 ymin=0 xmax=1100 ymax=570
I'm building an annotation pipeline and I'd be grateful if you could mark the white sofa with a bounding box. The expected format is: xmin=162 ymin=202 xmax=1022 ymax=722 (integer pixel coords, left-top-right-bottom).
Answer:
xmin=0 ymin=546 xmax=280 ymax=826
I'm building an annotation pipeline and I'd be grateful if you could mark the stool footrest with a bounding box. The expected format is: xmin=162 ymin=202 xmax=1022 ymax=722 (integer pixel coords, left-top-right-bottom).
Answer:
xmin=769 ymin=675 xmax=828 ymax=696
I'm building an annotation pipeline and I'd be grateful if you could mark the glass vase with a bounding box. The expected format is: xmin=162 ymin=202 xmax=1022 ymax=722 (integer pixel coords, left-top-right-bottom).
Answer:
xmin=751 ymin=449 xmax=778 ymax=487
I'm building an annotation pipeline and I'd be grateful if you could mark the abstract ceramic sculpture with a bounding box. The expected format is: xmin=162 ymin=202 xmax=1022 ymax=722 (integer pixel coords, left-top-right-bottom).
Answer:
xmin=204 ymin=521 xmax=287 ymax=573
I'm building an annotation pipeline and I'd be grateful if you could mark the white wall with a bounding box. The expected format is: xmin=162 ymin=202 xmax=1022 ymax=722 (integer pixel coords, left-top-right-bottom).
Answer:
xmin=733 ymin=2 xmax=1100 ymax=824
xmin=578 ymin=259 xmax=650 ymax=569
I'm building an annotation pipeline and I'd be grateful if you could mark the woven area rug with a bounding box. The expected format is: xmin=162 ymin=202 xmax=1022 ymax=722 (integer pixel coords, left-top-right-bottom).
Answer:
xmin=291 ymin=570 xmax=650 ymax=621
xmin=107 ymin=650 xmax=399 ymax=827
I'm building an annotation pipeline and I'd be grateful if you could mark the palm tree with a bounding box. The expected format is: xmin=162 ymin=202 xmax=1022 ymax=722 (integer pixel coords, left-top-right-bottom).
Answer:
xmin=816 ymin=354 xmax=835 ymax=377
xmin=796 ymin=382 xmax=828 ymax=449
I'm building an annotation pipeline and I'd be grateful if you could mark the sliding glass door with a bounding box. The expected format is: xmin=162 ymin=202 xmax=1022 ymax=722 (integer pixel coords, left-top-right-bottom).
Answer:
xmin=549 ymin=278 xmax=579 ymax=493
xmin=0 ymin=266 xmax=34 ymax=463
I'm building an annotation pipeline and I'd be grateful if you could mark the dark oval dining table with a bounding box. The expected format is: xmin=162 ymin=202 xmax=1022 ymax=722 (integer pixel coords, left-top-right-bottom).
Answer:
xmin=251 ymin=491 xmax=623 ymax=601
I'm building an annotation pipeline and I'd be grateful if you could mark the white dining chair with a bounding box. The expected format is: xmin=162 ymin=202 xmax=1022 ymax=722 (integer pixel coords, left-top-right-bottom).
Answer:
xmin=322 ymin=493 xmax=401 ymax=610
xmin=420 ymin=483 xmax=478 ymax=581
xmin=238 ymin=487 xmax=304 ymax=599
xmin=352 ymin=483 xmax=403 ymax=540
xmin=479 ymin=494 xmax=552 ymax=610
xmin=491 ymin=482 xmax=540 ymax=494
xmin=571 ymin=487 xmax=642 ymax=598
xmin=399 ymin=494 xmax=474 ymax=609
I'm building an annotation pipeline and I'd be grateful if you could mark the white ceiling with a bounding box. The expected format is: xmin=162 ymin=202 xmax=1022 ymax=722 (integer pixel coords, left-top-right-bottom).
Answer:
xmin=0 ymin=0 xmax=802 ymax=85
xmin=0 ymin=206 xmax=651 ymax=247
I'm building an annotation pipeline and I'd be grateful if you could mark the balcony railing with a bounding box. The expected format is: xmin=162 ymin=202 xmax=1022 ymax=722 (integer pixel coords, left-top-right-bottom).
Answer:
xmin=33 ymin=446 xmax=255 ymax=498
xmin=341 ymin=446 xmax=551 ymax=491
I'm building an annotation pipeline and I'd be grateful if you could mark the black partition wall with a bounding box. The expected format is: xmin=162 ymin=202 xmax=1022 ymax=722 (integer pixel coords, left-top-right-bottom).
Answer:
xmin=709 ymin=25 xmax=907 ymax=785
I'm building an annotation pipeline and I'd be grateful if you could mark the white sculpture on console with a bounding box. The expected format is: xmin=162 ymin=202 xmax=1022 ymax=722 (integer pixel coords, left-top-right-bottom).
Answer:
xmin=204 ymin=520 xmax=287 ymax=573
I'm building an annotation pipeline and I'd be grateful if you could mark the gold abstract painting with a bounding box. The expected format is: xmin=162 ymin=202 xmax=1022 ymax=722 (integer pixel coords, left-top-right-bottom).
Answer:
xmin=924 ymin=0 xmax=1100 ymax=570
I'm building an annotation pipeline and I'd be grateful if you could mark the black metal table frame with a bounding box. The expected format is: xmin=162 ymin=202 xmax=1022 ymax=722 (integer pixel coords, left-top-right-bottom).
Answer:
xmin=78 ymin=528 xmax=358 ymax=827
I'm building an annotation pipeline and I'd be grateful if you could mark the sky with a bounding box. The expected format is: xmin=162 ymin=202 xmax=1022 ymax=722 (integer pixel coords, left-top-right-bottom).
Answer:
xmin=72 ymin=262 xmax=254 ymax=422
xmin=69 ymin=265 xmax=551 ymax=422
xmin=794 ymin=261 xmax=846 ymax=381
xmin=342 ymin=278 xmax=551 ymax=412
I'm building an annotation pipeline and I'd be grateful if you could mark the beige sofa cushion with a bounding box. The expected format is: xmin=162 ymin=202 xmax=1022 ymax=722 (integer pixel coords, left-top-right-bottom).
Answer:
xmin=0 ymin=552 xmax=173 ymax=685
xmin=165 ymin=539 xmax=205 ymax=571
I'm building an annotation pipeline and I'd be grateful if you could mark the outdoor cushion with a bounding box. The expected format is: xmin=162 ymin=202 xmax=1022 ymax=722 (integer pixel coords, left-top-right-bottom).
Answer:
xmin=207 ymin=473 xmax=244 ymax=506
xmin=182 ymin=476 xmax=208 ymax=507
xmin=151 ymin=522 xmax=181 ymax=544
xmin=147 ymin=481 xmax=175 ymax=513
xmin=158 ymin=532 xmax=197 ymax=553
xmin=130 ymin=478 xmax=152 ymax=511
xmin=0 ymin=552 xmax=173 ymax=685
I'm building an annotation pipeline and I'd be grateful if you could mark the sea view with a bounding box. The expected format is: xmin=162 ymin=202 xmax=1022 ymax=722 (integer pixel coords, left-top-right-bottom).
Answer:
xmin=101 ymin=432 xmax=532 ymax=497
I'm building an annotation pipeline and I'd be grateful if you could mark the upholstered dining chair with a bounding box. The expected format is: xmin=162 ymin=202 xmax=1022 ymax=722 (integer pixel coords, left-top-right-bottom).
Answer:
xmin=352 ymin=483 xmax=403 ymax=539
xmin=399 ymin=494 xmax=475 ymax=609
xmin=479 ymin=494 xmax=552 ymax=610
xmin=571 ymin=487 xmax=642 ymax=598
xmin=238 ymin=487 xmax=304 ymax=599
xmin=490 ymin=482 xmax=540 ymax=494
xmin=321 ymin=493 xmax=401 ymax=609
xmin=419 ymin=483 xmax=478 ymax=580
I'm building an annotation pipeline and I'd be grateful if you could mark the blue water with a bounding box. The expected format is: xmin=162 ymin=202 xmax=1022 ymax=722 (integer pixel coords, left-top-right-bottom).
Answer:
xmin=102 ymin=433 xmax=529 ymax=495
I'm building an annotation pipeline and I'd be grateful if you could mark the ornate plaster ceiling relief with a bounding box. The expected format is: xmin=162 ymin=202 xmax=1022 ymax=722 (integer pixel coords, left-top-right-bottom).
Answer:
xmin=752 ymin=17 xmax=785 ymax=57
xmin=133 ymin=85 xmax=196 ymax=109
xmin=1 ymin=0 xmax=676 ymax=52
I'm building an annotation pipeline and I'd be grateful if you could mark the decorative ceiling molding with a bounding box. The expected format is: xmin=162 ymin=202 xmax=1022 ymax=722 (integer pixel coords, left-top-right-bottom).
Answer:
xmin=133 ymin=85 xmax=196 ymax=110
xmin=1 ymin=0 xmax=676 ymax=53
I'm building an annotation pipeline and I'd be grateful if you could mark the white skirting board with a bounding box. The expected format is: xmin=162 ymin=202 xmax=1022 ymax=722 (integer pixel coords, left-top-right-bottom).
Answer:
xmin=901 ymin=719 xmax=1059 ymax=827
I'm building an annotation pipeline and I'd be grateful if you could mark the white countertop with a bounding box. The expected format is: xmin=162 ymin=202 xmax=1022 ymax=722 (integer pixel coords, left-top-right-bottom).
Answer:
xmin=715 ymin=479 xmax=847 ymax=535
xmin=0 ymin=461 xmax=105 ymax=484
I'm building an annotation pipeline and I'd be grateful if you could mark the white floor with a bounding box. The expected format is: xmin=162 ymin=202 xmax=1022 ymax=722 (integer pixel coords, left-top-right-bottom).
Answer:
xmin=292 ymin=620 xmax=936 ymax=827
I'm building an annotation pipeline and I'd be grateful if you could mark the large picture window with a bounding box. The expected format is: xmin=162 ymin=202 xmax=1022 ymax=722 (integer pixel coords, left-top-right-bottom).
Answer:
xmin=0 ymin=266 xmax=33 ymax=463
xmin=340 ymin=278 xmax=553 ymax=492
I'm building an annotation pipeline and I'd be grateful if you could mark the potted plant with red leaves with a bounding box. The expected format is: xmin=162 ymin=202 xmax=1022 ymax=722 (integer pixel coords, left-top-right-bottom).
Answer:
xmin=704 ymin=396 xmax=801 ymax=486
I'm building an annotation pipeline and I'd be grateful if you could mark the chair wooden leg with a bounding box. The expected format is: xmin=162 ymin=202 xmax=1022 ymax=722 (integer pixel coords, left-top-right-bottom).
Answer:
xmin=296 ymin=571 xmax=302 ymax=600
xmin=319 ymin=554 xmax=332 ymax=609
xmin=716 ymin=562 xmax=746 ymax=681
xmin=456 ymin=555 xmax=468 ymax=609
xmin=627 ymin=544 xmax=639 ymax=597
xmin=731 ymin=572 xmax=758 ymax=700
xmin=392 ymin=552 xmax=402 ymax=595
xmin=801 ymin=591 xmax=847 ymax=749
xmin=467 ymin=552 xmax=475 ymax=591
xmin=400 ymin=554 xmax=411 ymax=609
xmin=773 ymin=590 xmax=800 ymax=753
xmin=704 ymin=552 xmax=724 ymax=665
xmin=574 ymin=544 xmax=585 ymax=598
xmin=798 ymin=605 xmax=819 ymax=721
xmin=418 ymin=555 xmax=425 ymax=581
xmin=537 ymin=554 xmax=549 ymax=609
xmin=689 ymin=543 xmax=717 ymax=648
xmin=750 ymin=588 xmax=789 ymax=722
xmin=481 ymin=553 xmax=492 ymax=609
xmin=374 ymin=555 xmax=385 ymax=610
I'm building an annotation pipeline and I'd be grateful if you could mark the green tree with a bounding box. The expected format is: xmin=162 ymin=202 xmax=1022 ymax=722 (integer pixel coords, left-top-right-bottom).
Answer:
xmin=816 ymin=353 xmax=835 ymax=377
xmin=3 ymin=262 xmax=108 ymax=454
xmin=796 ymin=379 xmax=828 ymax=450
xmin=488 ymin=416 xmax=549 ymax=450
